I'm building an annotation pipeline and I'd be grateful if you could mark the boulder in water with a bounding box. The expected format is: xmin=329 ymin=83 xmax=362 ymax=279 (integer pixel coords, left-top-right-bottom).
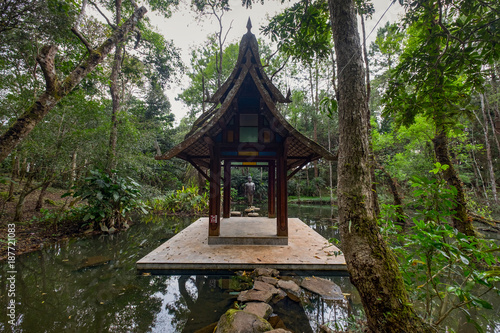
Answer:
xmin=215 ymin=309 xmax=272 ymax=333
xmin=300 ymin=277 xmax=343 ymax=301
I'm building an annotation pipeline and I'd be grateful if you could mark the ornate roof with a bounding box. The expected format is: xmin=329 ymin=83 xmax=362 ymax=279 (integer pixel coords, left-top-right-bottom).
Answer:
xmin=156 ymin=19 xmax=335 ymax=171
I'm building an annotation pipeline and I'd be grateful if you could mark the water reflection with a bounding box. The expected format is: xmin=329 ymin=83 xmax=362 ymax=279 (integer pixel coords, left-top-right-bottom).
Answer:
xmin=1 ymin=207 xmax=498 ymax=332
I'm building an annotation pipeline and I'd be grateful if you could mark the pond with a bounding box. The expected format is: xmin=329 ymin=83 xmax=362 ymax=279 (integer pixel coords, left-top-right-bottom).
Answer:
xmin=0 ymin=205 xmax=498 ymax=332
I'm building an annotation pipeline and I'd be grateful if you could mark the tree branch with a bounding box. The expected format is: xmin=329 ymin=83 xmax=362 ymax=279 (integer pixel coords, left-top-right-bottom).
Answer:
xmin=133 ymin=27 xmax=141 ymax=49
xmin=0 ymin=6 xmax=148 ymax=163
xmin=36 ymin=45 xmax=59 ymax=94
xmin=89 ymin=0 xmax=116 ymax=29
xmin=271 ymin=54 xmax=290 ymax=81
xmin=74 ymin=0 xmax=88 ymax=27
xmin=71 ymin=27 xmax=93 ymax=53
xmin=129 ymin=0 xmax=139 ymax=10
xmin=72 ymin=0 xmax=92 ymax=53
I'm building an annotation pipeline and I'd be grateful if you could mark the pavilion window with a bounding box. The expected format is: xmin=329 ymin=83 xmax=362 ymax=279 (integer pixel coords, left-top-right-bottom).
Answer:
xmin=239 ymin=114 xmax=258 ymax=142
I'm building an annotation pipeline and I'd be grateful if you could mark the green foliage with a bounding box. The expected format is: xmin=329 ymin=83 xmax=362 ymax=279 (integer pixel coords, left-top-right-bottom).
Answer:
xmin=465 ymin=193 xmax=493 ymax=220
xmin=384 ymin=0 xmax=499 ymax=129
xmin=64 ymin=169 xmax=148 ymax=229
xmin=380 ymin=165 xmax=500 ymax=329
xmin=261 ymin=0 xmax=332 ymax=64
xmin=409 ymin=163 xmax=457 ymax=223
xmin=150 ymin=186 xmax=208 ymax=214
xmin=177 ymin=39 xmax=240 ymax=118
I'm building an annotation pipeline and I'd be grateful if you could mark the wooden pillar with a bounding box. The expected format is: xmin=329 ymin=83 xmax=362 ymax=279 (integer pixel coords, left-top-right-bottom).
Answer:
xmin=209 ymin=145 xmax=221 ymax=236
xmin=276 ymin=146 xmax=288 ymax=236
xmin=223 ymin=161 xmax=231 ymax=218
xmin=268 ymin=160 xmax=276 ymax=218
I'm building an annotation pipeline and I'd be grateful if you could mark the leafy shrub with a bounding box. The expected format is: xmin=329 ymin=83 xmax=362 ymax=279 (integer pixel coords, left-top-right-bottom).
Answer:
xmin=380 ymin=163 xmax=500 ymax=329
xmin=64 ymin=169 xmax=148 ymax=230
xmin=150 ymin=185 xmax=208 ymax=214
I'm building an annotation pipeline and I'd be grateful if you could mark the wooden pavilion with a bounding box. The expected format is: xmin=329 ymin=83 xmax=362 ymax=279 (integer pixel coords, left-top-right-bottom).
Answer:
xmin=156 ymin=19 xmax=335 ymax=241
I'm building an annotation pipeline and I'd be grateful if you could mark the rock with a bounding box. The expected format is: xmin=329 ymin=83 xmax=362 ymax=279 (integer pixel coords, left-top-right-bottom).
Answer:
xmin=300 ymin=277 xmax=344 ymax=301
xmin=231 ymin=211 xmax=242 ymax=216
xmin=256 ymin=276 xmax=279 ymax=287
xmin=285 ymin=291 xmax=301 ymax=303
xmin=44 ymin=198 xmax=57 ymax=206
xmin=253 ymin=207 xmax=261 ymax=211
xmin=267 ymin=315 xmax=287 ymax=330
xmin=253 ymin=281 xmax=279 ymax=294
xmin=248 ymin=212 xmax=259 ymax=217
xmin=273 ymin=297 xmax=313 ymax=333
xmin=267 ymin=329 xmax=290 ymax=333
xmin=277 ymin=280 xmax=300 ymax=294
xmin=252 ymin=268 xmax=279 ymax=277
xmin=243 ymin=302 xmax=273 ymax=319
xmin=215 ymin=309 xmax=273 ymax=333
xmin=238 ymin=289 xmax=273 ymax=303
xmin=271 ymin=288 xmax=287 ymax=304
xmin=278 ymin=279 xmax=302 ymax=303
xmin=244 ymin=208 xmax=253 ymax=213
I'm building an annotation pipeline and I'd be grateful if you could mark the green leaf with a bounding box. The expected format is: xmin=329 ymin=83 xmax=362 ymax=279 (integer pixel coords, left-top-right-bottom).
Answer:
xmin=473 ymin=298 xmax=492 ymax=310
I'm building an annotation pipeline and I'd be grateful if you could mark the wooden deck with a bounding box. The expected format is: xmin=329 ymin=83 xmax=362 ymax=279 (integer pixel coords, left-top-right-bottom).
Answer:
xmin=136 ymin=217 xmax=347 ymax=273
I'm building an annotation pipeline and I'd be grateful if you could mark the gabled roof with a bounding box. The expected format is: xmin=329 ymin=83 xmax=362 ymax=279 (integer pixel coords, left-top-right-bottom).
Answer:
xmin=156 ymin=19 xmax=335 ymax=170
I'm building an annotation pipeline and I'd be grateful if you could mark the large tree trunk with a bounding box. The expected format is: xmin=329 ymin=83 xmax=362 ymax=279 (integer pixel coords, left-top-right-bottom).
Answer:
xmin=0 ymin=6 xmax=147 ymax=163
xmin=360 ymin=13 xmax=380 ymax=217
xmin=107 ymin=45 xmax=123 ymax=172
xmin=328 ymin=1 xmax=432 ymax=332
xmin=106 ymin=0 xmax=123 ymax=172
xmin=432 ymin=126 xmax=475 ymax=236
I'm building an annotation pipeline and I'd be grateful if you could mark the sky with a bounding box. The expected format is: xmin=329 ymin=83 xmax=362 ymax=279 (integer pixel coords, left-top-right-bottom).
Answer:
xmin=149 ymin=1 xmax=404 ymax=123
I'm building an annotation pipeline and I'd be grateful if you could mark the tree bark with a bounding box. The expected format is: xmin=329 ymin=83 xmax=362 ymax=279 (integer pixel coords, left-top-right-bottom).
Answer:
xmin=469 ymin=140 xmax=487 ymax=198
xmin=106 ymin=0 xmax=123 ymax=172
xmin=328 ymin=0 xmax=431 ymax=332
xmin=360 ymin=12 xmax=380 ymax=217
xmin=0 ymin=6 xmax=148 ymax=163
xmin=35 ymin=179 xmax=52 ymax=211
xmin=7 ymin=153 xmax=18 ymax=200
xmin=480 ymin=94 xmax=498 ymax=202
xmin=14 ymin=173 xmax=34 ymax=222
xmin=432 ymin=126 xmax=475 ymax=236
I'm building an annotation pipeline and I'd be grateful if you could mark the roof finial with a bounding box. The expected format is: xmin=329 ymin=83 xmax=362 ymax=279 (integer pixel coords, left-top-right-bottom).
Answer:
xmin=246 ymin=17 xmax=252 ymax=33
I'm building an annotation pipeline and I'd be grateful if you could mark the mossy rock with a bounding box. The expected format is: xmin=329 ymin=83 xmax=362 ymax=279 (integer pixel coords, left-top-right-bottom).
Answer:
xmin=44 ymin=198 xmax=58 ymax=206
xmin=215 ymin=309 xmax=272 ymax=333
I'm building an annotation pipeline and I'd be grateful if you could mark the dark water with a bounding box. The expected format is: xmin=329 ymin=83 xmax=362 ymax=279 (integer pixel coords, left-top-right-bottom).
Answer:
xmin=0 ymin=205 xmax=498 ymax=332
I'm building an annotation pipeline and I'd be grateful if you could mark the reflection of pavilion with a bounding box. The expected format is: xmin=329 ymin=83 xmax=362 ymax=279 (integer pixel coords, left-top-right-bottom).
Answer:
xmin=155 ymin=19 xmax=335 ymax=241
